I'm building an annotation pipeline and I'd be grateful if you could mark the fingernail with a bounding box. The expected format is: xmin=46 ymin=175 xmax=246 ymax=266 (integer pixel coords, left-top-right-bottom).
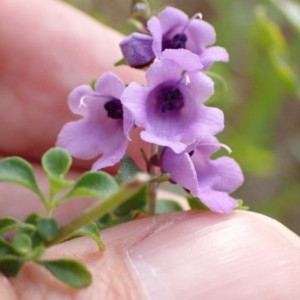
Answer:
xmin=127 ymin=211 xmax=300 ymax=300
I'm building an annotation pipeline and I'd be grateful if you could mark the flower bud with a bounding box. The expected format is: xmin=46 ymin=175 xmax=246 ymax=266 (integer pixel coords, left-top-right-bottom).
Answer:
xmin=120 ymin=33 xmax=155 ymax=68
xmin=130 ymin=0 xmax=151 ymax=24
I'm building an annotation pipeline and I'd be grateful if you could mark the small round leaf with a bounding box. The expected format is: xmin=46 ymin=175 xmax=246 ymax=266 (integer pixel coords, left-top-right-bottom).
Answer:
xmin=42 ymin=148 xmax=74 ymax=192
xmin=37 ymin=218 xmax=59 ymax=241
xmin=39 ymin=259 xmax=92 ymax=289
xmin=12 ymin=233 xmax=32 ymax=255
xmin=118 ymin=155 xmax=141 ymax=182
xmin=0 ymin=238 xmax=15 ymax=255
xmin=42 ymin=148 xmax=72 ymax=178
xmin=64 ymin=171 xmax=118 ymax=200
xmin=0 ymin=256 xmax=25 ymax=277
xmin=69 ymin=222 xmax=105 ymax=252
xmin=0 ymin=217 xmax=36 ymax=236
xmin=0 ymin=157 xmax=42 ymax=195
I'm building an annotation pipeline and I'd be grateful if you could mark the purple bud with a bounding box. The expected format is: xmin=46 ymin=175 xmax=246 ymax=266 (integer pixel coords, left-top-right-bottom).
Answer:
xmin=131 ymin=3 xmax=148 ymax=14
xmin=120 ymin=33 xmax=155 ymax=68
xmin=130 ymin=0 xmax=151 ymax=24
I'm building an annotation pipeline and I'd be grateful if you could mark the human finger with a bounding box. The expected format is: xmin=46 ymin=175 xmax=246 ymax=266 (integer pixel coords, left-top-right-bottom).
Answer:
xmin=0 ymin=0 xmax=145 ymax=164
xmin=0 ymin=275 xmax=17 ymax=300
xmin=9 ymin=210 xmax=300 ymax=299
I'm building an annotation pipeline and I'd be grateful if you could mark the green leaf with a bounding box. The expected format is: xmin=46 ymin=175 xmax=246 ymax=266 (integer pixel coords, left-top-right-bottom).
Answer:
xmin=0 ymin=256 xmax=25 ymax=277
xmin=272 ymin=0 xmax=300 ymax=35
xmin=235 ymin=199 xmax=250 ymax=211
xmin=268 ymin=47 xmax=300 ymax=99
xmin=63 ymin=171 xmax=119 ymax=200
xmin=156 ymin=200 xmax=183 ymax=215
xmin=0 ymin=217 xmax=36 ymax=236
xmin=205 ymin=71 xmax=227 ymax=103
xmin=90 ymin=78 xmax=97 ymax=90
xmin=42 ymin=148 xmax=72 ymax=179
xmin=24 ymin=213 xmax=40 ymax=226
xmin=186 ymin=196 xmax=209 ymax=210
xmin=255 ymin=6 xmax=286 ymax=52
xmin=0 ymin=238 xmax=15 ymax=255
xmin=114 ymin=57 xmax=128 ymax=67
xmin=48 ymin=173 xmax=150 ymax=246
xmin=22 ymin=214 xmax=44 ymax=248
xmin=0 ymin=157 xmax=42 ymax=196
xmin=96 ymin=213 xmax=119 ymax=230
xmin=253 ymin=7 xmax=300 ymax=100
xmin=12 ymin=234 xmax=32 ymax=255
xmin=118 ymin=211 xmax=140 ymax=223
xmin=113 ymin=186 xmax=147 ymax=216
xmin=42 ymin=148 xmax=74 ymax=192
xmin=26 ymin=245 xmax=45 ymax=261
xmin=69 ymin=222 xmax=105 ymax=252
xmin=118 ymin=155 xmax=141 ymax=182
xmin=39 ymin=259 xmax=92 ymax=289
xmin=37 ymin=218 xmax=59 ymax=242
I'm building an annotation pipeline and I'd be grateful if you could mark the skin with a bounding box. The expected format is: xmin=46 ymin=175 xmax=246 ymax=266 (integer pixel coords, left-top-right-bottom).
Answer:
xmin=0 ymin=1 xmax=300 ymax=299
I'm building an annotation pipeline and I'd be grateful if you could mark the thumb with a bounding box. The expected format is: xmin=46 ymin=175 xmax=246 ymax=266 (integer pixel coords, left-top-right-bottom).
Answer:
xmin=7 ymin=210 xmax=300 ymax=299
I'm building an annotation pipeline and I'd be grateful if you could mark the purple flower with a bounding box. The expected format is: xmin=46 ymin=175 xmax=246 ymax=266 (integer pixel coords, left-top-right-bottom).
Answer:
xmin=120 ymin=33 xmax=155 ymax=68
xmin=121 ymin=50 xmax=224 ymax=153
xmin=56 ymin=72 xmax=133 ymax=170
xmin=148 ymin=6 xmax=229 ymax=70
xmin=161 ymin=136 xmax=244 ymax=213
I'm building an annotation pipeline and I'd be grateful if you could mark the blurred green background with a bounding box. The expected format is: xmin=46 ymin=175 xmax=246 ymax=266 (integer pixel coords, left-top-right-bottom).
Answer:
xmin=64 ymin=0 xmax=300 ymax=233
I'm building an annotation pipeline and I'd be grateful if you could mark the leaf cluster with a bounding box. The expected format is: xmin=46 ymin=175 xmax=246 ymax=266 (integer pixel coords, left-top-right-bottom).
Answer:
xmin=0 ymin=148 xmax=150 ymax=288
xmin=0 ymin=215 xmax=91 ymax=288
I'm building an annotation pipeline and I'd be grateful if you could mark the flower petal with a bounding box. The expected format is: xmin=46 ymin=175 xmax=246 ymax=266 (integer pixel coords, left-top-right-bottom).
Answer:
xmin=199 ymin=46 xmax=229 ymax=71
xmin=91 ymin=131 xmax=129 ymax=170
xmin=191 ymin=135 xmax=221 ymax=157
xmin=209 ymin=157 xmax=244 ymax=193
xmin=123 ymin=106 xmax=134 ymax=141
xmin=187 ymin=71 xmax=214 ymax=103
xmin=56 ymin=115 xmax=124 ymax=160
xmin=161 ymin=148 xmax=199 ymax=195
xmin=161 ymin=49 xmax=203 ymax=71
xmin=121 ymin=82 xmax=149 ymax=127
xmin=157 ymin=7 xmax=188 ymax=35
xmin=68 ymin=85 xmax=93 ymax=116
xmin=186 ymin=19 xmax=216 ymax=52
xmin=190 ymin=106 xmax=224 ymax=139
xmin=146 ymin=56 xmax=182 ymax=88
xmin=57 ymin=93 xmax=128 ymax=169
xmin=123 ymin=60 xmax=220 ymax=152
xmin=197 ymin=187 xmax=238 ymax=213
xmin=94 ymin=72 xmax=125 ymax=99
xmin=57 ymin=119 xmax=105 ymax=160
xmin=147 ymin=17 xmax=163 ymax=56
xmin=140 ymin=83 xmax=209 ymax=152
xmin=141 ymin=131 xmax=187 ymax=153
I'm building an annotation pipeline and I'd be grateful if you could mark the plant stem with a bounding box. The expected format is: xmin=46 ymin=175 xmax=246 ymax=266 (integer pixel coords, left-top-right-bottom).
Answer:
xmin=44 ymin=191 xmax=56 ymax=218
xmin=47 ymin=174 xmax=148 ymax=246
xmin=44 ymin=205 xmax=53 ymax=219
xmin=148 ymin=144 xmax=159 ymax=216
xmin=148 ymin=181 xmax=158 ymax=216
